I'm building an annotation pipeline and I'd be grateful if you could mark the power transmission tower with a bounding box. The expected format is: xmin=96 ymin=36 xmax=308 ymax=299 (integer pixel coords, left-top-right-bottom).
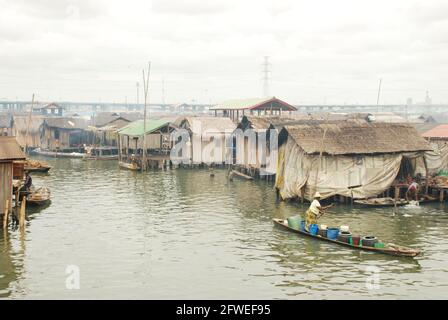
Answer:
xmin=162 ymin=78 xmax=165 ymax=106
xmin=262 ymin=56 xmax=271 ymax=97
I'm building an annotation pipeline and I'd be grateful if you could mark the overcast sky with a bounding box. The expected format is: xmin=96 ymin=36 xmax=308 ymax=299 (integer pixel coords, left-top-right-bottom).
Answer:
xmin=1 ymin=0 xmax=448 ymax=105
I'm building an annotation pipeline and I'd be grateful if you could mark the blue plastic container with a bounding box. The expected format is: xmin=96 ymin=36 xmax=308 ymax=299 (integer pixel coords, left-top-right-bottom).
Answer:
xmin=300 ymin=220 xmax=306 ymax=231
xmin=309 ymin=224 xmax=319 ymax=236
xmin=326 ymin=228 xmax=340 ymax=240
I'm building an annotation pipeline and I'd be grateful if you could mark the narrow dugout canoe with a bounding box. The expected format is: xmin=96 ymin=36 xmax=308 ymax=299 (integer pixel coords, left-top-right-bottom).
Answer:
xmin=273 ymin=218 xmax=420 ymax=258
xmin=27 ymin=187 xmax=51 ymax=206
xmin=118 ymin=161 xmax=141 ymax=171
xmin=354 ymin=197 xmax=408 ymax=207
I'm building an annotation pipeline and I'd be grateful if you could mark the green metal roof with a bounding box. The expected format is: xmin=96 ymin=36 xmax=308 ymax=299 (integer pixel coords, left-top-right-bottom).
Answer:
xmin=210 ymin=96 xmax=297 ymax=111
xmin=117 ymin=119 xmax=170 ymax=136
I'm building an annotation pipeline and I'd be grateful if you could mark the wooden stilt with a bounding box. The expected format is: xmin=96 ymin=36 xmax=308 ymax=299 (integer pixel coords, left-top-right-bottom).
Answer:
xmin=3 ymin=200 xmax=9 ymax=229
xmin=19 ymin=196 xmax=26 ymax=229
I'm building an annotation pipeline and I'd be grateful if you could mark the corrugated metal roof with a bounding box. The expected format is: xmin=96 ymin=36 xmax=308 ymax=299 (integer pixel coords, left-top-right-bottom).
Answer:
xmin=92 ymin=112 xmax=142 ymax=127
xmin=422 ymin=124 xmax=448 ymax=138
xmin=0 ymin=136 xmax=26 ymax=161
xmin=176 ymin=116 xmax=236 ymax=133
xmin=210 ymin=97 xmax=297 ymax=111
xmin=117 ymin=119 xmax=171 ymax=136
xmin=44 ymin=117 xmax=88 ymax=130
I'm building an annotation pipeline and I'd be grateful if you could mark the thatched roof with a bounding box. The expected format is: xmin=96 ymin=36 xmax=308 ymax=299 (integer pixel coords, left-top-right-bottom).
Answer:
xmin=176 ymin=116 xmax=236 ymax=133
xmin=92 ymin=112 xmax=142 ymax=127
xmin=238 ymin=114 xmax=370 ymax=131
xmin=281 ymin=120 xmax=431 ymax=155
xmin=44 ymin=117 xmax=89 ymax=130
xmin=0 ymin=137 xmax=26 ymax=161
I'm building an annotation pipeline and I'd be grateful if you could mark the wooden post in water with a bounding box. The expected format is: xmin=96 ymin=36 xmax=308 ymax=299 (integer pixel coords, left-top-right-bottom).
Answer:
xmin=24 ymin=94 xmax=35 ymax=154
xmin=3 ymin=200 xmax=9 ymax=229
xmin=19 ymin=196 xmax=26 ymax=229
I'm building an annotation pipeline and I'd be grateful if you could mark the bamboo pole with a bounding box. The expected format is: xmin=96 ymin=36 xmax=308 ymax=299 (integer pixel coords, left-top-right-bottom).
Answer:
xmin=3 ymin=200 xmax=9 ymax=229
xmin=24 ymin=94 xmax=35 ymax=154
xmin=312 ymin=122 xmax=328 ymax=198
xmin=19 ymin=196 xmax=26 ymax=229
xmin=142 ymin=62 xmax=151 ymax=172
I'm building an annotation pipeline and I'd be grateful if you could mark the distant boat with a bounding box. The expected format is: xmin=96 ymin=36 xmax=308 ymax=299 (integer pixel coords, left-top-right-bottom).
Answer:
xmin=32 ymin=148 xmax=85 ymax=159
xmin=119 ymin=161 xmax=140 ymax=171
xmin=15 ymin=159 xmax=52 ymax=173
xmin=27 ymin=187 xmax=51 ymax=206
xmin=354 ymin=197 xmax=408 ymax=207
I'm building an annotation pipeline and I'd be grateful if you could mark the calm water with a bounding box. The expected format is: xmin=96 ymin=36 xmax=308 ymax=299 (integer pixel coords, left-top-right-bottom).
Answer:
xmin=1 ymin=157 xmax=448 ymax=299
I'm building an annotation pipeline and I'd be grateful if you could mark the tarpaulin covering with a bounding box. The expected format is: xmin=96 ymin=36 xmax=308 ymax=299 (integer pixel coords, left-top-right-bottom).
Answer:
xmin=275 ymin=137 xmax=426 ymax=200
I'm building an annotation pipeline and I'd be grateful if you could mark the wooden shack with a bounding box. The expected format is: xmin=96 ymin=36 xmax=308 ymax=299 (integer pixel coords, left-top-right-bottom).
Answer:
xmin=275 ymin=120 xmax=432 ymax=201
xmin=0 ymin=137 xmax=26 ymax=216
xmin=40 ymin=117 xmax=90 ymax=151
xmin=88 ymin=113 xmax=142 ymax=147
xmin=174 ymin=116 xmax=236 ymax=165
xmin=12 ymin=115 xmax=46 ymax=149
xmin=0 ymin=113 xmax=13 ymax=136
xmin=34 ymin=102 xmax=64 ymax=117
xmin=117 ymin=119 xmax=177 ymax=169
xmin=210 ymin=97 xmax=297 ymax=122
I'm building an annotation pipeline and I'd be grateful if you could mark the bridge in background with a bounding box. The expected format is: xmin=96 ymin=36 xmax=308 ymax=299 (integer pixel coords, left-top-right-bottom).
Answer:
xmin=0 ymin=100 xmax=444 ymax=115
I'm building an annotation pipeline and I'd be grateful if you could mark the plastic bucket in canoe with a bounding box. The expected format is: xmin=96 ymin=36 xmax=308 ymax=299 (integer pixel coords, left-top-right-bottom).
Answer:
xmin=361 ymin=236 xmax=378 ymax=247
xmin=374 ymin=242 xmax=385 ymax=249
xmin=287 ymin=216 xmax=301 ymax=230
xmin=309 ymin=224 xmax=319 ymax=235
xmin=337 ymin=231 xmax=352 ymax=243
xmin=327 ymin=228 xmax=340 ymax=240
xmin=350 ymin=236 xmax=361 ymax=246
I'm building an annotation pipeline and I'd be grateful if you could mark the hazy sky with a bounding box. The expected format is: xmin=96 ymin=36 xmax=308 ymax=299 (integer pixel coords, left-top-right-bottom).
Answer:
xmin=1 ymin=0 xmax=448 ymax=105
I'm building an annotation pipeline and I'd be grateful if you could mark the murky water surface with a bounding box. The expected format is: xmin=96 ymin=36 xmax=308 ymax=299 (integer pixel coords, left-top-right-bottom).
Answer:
xmin=1 ymin=157 xmax=447 ymax=299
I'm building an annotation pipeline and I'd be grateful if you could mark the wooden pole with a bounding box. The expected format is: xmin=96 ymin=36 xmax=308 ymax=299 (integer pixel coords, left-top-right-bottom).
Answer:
xmin=3 ymin=200 xmax=9 ymax=229
xmin=313 ymin=118 xmax=329 ymax=198
xmin=24 ymin=94 xmax=35 ymax=154
xmin=142 ymin=62 xmax=151 ymax=172
xmin=376 ymin=78 xmax=382 ymax=113
xmin=19 ymin=196 xmax=26 ymax=229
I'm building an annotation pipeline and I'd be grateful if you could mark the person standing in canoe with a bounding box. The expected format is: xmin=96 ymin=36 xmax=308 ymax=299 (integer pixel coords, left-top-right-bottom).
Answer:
xmin=305 ymin=192 xmax=334 ymax=232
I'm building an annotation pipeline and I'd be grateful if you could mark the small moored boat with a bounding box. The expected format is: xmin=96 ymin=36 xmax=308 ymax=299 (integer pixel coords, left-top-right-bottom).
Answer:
xmin=119 ymin=161 xmax=141 ymax=171
xmin=354 ymin=197 xmax=408 ymax=207
xmin=32 ymin=148 xmax=85 ymax=159
xmin=27 ymin=187 xmax=51 ymax=206
xmin=273 ymin=218 xmax=420 ymax=258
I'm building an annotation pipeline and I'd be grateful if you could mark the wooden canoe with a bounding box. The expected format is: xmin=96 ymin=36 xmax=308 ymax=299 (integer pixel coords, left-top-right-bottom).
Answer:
xmin=33 ymin=149 xmax=85 ymax=158
xmin=25 ymin=166 xmax=51 ymax=173
xmin=119 ymin=161 xmax=141 ymax=171
xmin=273 ymin=218 xmax=420 ymax=258
xmin=27 ymin=187 xmax=51 ymax=206
xmin=354 ymin=197 xmax=408 ymax=207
